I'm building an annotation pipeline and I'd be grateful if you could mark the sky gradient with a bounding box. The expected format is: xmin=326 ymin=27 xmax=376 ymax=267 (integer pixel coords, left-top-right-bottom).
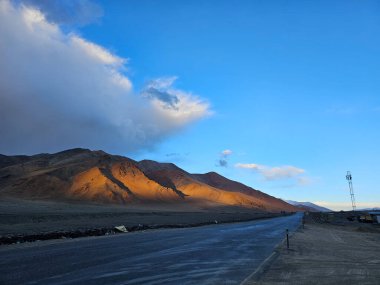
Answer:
xmin=1 ymin=0 xmax=379 ymax=210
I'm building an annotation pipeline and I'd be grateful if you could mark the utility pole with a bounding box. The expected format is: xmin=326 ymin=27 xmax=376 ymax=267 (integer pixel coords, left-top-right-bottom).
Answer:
xmin=346 ymin=171 xmax=356 ymax=211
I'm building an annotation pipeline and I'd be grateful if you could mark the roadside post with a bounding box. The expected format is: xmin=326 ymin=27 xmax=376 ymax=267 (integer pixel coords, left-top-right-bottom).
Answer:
xmin=286 ymin=229 xmax=289 ymax=249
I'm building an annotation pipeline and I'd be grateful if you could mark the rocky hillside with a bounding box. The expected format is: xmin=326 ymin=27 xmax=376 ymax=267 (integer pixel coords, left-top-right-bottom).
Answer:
xmin=0 ymin=149 xmax=299 ymax=212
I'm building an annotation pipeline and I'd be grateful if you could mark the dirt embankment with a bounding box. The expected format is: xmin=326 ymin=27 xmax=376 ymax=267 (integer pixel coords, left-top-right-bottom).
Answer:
xmin=248 ymin=212 xmax=380 ymax=285
xmin=0 ymin=198 xmax=291 ymax=245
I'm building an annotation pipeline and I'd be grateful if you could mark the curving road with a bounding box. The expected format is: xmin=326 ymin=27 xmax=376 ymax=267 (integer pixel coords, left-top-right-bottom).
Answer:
xmin=0 ymin=213 xmax=302 ymax=285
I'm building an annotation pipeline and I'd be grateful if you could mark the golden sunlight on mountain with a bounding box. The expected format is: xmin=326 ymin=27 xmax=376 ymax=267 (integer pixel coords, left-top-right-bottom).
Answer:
xmin=0 ymin=149 xmax=299 ymax=212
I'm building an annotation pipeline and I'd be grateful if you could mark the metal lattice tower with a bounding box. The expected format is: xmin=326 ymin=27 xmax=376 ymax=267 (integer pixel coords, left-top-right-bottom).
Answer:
xmin=346 ymin=171 xmax=356 ymax=211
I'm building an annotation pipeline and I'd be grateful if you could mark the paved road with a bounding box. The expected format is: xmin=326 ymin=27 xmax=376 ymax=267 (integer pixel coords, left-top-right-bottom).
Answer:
xmin=0 ymin=213 xmax=302 ymax=285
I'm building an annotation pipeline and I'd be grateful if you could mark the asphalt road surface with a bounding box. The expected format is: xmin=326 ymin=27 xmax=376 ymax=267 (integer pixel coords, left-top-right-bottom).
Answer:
xmin=0 ymin=213 xmax=302 ymax=285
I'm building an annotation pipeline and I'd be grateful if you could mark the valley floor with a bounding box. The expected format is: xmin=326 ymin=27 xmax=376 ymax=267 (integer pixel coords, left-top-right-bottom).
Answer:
xmin=0 ymin=198 xmax=285 ymax=242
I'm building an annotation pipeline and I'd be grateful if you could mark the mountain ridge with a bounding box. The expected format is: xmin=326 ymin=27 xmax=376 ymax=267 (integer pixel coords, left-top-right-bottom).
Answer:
xmin=0 ymin=148 xmax=299 ymax=212
xmin=285 ymin=200 xmax=331 ymax=212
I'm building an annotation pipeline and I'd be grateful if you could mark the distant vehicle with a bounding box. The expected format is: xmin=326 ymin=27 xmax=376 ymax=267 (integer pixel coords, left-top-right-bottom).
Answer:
xmin=357 ymin=211 xmax=380 ymax=223
xmin=359 ymin=214 xmax=374 ymax=223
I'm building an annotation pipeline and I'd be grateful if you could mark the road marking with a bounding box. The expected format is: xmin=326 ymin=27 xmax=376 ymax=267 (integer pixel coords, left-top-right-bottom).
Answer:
xmin=239 ymin=251 xmax=279 ymax=285
xmin=240 ymin=217 xmax=303 ymax=285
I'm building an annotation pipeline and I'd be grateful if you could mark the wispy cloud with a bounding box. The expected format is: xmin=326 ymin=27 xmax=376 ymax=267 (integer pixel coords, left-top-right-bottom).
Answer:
xmin=166 ymin=153 xmax=181 ymax=157
xmin=235 ymin=163 xmax=306 ymax=181
xmin=0 ymin=1 xmax=211 ymax=154
xmin=296 ymin=176 xmax=313 ymax=186
xmin=217 ymin=149 xmax=233 ymax=167
xmin=218 ymin=159 xmax=228 ymax=167
xmin=221 ymin=149 xmax=232 ymax=156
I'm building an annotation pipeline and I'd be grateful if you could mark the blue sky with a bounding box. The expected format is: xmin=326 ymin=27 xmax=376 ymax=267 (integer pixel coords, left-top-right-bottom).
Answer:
xmin=1 ymin=0 xmax=379 ymax=210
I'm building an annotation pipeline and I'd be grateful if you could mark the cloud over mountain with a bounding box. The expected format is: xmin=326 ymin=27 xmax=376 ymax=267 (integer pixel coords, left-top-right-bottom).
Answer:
xmin=0 ymin=1 xmax=210 ymax=155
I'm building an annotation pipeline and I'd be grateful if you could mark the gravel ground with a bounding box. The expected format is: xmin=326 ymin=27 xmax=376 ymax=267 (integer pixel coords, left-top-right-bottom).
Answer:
xmin=247 ymin=213 xmax=380 ymax=285
xmin=0 ymin=198 xmax=282 ymax=242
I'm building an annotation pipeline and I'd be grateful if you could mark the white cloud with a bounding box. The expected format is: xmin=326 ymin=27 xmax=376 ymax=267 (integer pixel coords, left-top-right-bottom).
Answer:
xmin=71 ymin=36 xmax=126 ymax=67
xmin=216 ymin=149 xmax=233 ymax=167
xmin=0 ymin=1 xmax=210 ymax=154
xmin=235 ymin=163 xmax=305 ymax=181
xmin=222 ymin=149 xmax=232 ymax=156
xmin=141 ymin=77 xmax=211 ymax=126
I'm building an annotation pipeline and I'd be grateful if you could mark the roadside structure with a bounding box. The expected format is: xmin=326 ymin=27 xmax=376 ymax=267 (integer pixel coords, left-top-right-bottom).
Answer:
xmin=367 ymin=211 xmax=380 ymax=224
xmin=346 ymin=171 xmax=357 ymax=211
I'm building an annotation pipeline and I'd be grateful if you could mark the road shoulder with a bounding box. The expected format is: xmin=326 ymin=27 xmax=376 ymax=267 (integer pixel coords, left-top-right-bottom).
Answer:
xmin=245 ymin=217 xmax=380 ymax=285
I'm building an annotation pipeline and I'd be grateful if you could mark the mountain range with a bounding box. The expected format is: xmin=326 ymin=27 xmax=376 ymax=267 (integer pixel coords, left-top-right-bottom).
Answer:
xmin=0 ymin=148 xmax=301 ymax=212
xmin=285 ymin=200 xmax=331 ymax=212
